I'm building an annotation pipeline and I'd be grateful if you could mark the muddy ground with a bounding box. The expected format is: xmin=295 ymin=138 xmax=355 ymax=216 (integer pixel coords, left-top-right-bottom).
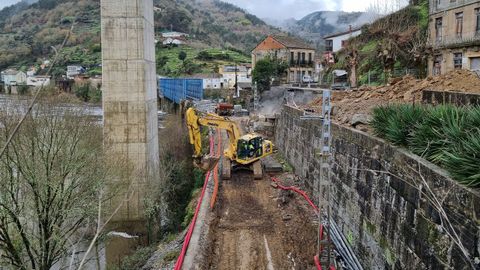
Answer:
xmin=198 ymin=171 xmax=318 ymax=270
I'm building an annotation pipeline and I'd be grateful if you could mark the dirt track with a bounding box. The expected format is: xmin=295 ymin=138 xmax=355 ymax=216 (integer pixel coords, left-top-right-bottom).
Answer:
xmin=200 ymin=172 xmax=318 ymax=270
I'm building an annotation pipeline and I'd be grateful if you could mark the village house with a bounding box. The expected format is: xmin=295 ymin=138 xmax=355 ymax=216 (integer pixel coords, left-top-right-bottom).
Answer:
xmin=162 ymin=37 xmax=187 ymax=46
xmin=323 ymin=26 xmax=362 ymax=65
xmin=1 ymin=69 xmax=27 ymax=86
xmin=219 ymin=65 xmax=251 ymax=88
xmin=252 ymin=35 xmax=316 ymax=83
xmin=27 ymin=75 xmax=51 ymax=87
xmin=67 ymin=65 xmax=86 ymax=79
xmin=161 ymin=31 xmax=189 ymax=38
xmin=428 ymin=0 xmax=480 ymax=75
xmin=194 ymin=73 xmax=224 ymax=89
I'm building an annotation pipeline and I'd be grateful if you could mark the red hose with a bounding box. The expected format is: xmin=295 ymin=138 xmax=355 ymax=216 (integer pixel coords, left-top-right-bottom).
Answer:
xmin=270 ymin=176 xmax=319 ymax=213
xmin=314 ymin=255 xmax=322 ymax=270
xmin=174 ymin=134 xmax=215 ymax=270
xmin=270 ymin=176 xmax=336 ymax=270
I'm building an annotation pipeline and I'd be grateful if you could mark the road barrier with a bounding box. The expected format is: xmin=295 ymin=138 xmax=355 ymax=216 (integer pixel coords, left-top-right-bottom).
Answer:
xmin=159 ymin=78 xmax=203 ymax=104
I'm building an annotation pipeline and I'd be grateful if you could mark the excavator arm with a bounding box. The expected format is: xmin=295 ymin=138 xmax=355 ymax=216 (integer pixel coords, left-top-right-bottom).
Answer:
xmin=186 ymin=107 xmax=242 ymax=171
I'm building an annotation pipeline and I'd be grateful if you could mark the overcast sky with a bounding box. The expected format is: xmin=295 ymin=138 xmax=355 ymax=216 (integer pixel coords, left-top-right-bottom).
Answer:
xmin=0 ymin=0 xmax=21 ymax=10
xmin=222 ymin=0 xmax=408 ymax=19
xmin=0 ymin=0 xmax=408 ymax=19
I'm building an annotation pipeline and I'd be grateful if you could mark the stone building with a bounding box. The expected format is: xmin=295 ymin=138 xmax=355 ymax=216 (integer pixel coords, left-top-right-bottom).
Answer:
xmin=428 ymin=0 xmax=480 ymax=75
xmin=252 ymin=35 xmax=315 ymax=83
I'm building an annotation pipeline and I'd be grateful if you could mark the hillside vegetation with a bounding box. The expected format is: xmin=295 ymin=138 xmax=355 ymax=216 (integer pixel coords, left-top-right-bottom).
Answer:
xmin=0 ymin=0 xmax=279 ymax=76
xmin=327 ymin=0 xmax=429 ymax=85
xmin=274 ymin=11 xmax=371 ymax=49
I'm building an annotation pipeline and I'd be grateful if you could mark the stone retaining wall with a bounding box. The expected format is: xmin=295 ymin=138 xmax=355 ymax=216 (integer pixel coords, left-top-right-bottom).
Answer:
xmin=422 ymin=90 xmax=480 ymax=106
xmin=275 ymin=105 xmax=480 ymax=269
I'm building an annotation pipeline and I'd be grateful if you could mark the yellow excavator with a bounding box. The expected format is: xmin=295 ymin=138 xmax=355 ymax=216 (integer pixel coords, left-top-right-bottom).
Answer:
xmin=185 ymin=107 xmax=274 ymax=179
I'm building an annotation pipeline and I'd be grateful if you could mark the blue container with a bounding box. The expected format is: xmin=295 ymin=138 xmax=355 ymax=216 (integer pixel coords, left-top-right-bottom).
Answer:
xmin=159 ymin=78 xmax=204 ymax=104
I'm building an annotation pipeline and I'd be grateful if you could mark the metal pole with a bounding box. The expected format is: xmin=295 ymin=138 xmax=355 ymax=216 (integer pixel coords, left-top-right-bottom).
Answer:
xmin=318 ymin=89 xmax=332 ymax=268
xmin=235 ymin=62 xmax=239 ymax=98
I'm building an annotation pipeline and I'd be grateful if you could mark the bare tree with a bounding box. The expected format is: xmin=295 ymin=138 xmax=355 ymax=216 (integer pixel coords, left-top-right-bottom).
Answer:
xmin=0 ymin=100 xmax=124 ymax=270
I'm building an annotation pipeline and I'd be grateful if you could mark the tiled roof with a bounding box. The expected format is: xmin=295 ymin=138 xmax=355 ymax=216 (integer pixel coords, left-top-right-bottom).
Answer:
xmin=323 ymin=27 xmax=362 ymax=39
xmin=271 ymin=35 xmax=314 ymax=50
xmin=1 ymin=69 xmax=20 ymax=75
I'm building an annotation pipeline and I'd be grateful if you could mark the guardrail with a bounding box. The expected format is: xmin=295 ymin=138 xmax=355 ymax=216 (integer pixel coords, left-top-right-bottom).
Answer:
xmin=159 ymin=78 xmax=203 ymax=104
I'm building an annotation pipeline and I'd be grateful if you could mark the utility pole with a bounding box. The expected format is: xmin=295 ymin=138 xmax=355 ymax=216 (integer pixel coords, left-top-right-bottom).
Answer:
xmin=253 ymin=82 xmax=259 ymax=111
xmin=235 ymin=62 xmax=239 ymax=98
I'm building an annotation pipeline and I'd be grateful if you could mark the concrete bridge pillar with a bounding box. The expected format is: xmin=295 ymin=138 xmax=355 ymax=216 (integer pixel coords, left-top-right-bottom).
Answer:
xmin=101 ymin=0 xmax=159 ymax=221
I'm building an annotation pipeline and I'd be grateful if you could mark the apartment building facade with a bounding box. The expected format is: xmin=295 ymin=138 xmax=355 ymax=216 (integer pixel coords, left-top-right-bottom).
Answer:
xmin=428 ymin=0 xmax=480 ymax=75
xmin=252 ymin=35 xmax=315 ymax=83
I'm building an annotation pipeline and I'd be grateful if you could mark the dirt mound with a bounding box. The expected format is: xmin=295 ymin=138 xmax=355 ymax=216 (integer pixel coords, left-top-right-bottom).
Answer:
xmin=425 ymin=69 xmax=480 ymax=93
xmin=307 ymin=70 xmax=480 ymax=127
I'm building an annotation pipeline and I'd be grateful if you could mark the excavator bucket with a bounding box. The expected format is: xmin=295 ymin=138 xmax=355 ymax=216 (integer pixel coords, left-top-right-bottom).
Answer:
xmin=194 ymin=155 xmax=220 ymax=172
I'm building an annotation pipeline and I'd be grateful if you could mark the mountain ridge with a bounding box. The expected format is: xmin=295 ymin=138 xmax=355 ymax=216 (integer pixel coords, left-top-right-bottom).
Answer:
xmin=267 ymin=10 xmax=373 ymax=49
xmin=0 ymin=0 xmax=285 ymax=73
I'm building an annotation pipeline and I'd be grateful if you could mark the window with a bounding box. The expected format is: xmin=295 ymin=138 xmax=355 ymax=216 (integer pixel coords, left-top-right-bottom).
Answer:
xmin=308 ymin=53 xmax=312 ymax=63
xmin=325 ymin=40 xmax=333 ymax=52
xmin=297 ymin=52 xmax=301 ymax=64
xmin=453 ymin=53 xmax=463 ymax=70
xmin=434 ymin=0 xmax=441 ymax=9
xmin=301 ymin=52 xmax=306 ymax=62
xmin=433 ymin=55 xmax=442 ymax=75
xmin=455 ymin=12 xmax=463 ymax=39
xmin=435 ymin=17 xmax=443 ymax=41
xmin=476 ymin=8 xmax=480 ymax=35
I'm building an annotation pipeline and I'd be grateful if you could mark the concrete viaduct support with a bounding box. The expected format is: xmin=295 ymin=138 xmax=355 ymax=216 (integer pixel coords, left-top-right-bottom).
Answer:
xmin=101 ymin=0 xmax=159 ymax=221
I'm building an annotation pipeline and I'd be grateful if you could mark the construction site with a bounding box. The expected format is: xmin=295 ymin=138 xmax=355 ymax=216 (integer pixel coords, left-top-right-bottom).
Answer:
xmin=138 ymin=66 xmax=479 ymax=270
xmin=83 ymin=0 xmax=480 ymax=267
xmin=2 ymin=0 xmax=480 ymax=269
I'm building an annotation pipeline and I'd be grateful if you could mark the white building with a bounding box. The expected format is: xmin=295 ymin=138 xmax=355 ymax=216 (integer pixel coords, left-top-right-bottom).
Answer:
xmin=67 ymin=65 xmax=85 ymax=79
xmin=324 ymin=26 xmax=362 ymax=53
xmin=162 ymin=37 xmax=186 ymax=46
xmin=203 ymin=78 xmax=224 ymax=89
xmin=219 ymin=65 xmax=251 ymax=88
xmin=27 ymin=76 xmax=51 ymax=87
xmin=161 ymin=31 xmax=188 ymax=38
xmin=1 ymin=69 xmax=27 ymax=86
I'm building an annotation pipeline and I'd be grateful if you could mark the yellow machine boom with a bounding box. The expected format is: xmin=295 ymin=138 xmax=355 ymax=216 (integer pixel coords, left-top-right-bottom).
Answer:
xmin=185 ymin=107 xmax=274 ymax=179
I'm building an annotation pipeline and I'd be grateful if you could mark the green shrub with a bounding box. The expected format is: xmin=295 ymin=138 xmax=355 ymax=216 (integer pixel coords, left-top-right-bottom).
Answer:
xmin=372 ymin=104 xmax=480 ymax=187
xmin=73 ymin=83 xmax=102 ymax=103
xmin=119 ymin=246 xmax=156 ymax=270
xmin=371 ymin=104 xmax=424 ymax=146
xmin=442 ymin=130 xmax=480 ymax=187
xmin=17 ymin=84 xmax=30 ymax=95
xmin=409 ymin=106 xmax=466 ymax=163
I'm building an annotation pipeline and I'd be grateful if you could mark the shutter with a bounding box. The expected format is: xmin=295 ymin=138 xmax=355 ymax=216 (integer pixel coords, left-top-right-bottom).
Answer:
xmin=470 ymin=57 xmax=480 ymax=71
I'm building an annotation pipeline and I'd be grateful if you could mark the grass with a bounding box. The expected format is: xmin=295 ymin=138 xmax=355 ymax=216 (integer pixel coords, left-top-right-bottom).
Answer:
xmin=156 ymin=45 xmax=250 ymax=77
xmin=371 ymin=104 xmax=480 ymax=187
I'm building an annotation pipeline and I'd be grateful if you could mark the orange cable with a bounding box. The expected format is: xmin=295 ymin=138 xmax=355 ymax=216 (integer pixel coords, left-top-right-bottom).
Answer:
xmin=210 ymin=129 xmax=222 ymax=209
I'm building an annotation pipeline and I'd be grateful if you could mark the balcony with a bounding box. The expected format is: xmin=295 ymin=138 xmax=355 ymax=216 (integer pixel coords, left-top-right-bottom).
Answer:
xmin=289 ymin=60 xmax=314 ymax=68
xmin=429 ymin=31 xmax=480 ymax=49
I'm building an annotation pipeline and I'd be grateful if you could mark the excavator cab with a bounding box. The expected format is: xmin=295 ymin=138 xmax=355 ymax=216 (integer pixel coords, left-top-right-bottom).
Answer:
xmin=237 ymin=136 xmax=264 ymax=161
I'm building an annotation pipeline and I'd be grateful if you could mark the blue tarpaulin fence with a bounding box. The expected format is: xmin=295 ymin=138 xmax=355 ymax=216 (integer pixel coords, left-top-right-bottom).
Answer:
xmin=159 ymin=78 xmax=203 ymax=104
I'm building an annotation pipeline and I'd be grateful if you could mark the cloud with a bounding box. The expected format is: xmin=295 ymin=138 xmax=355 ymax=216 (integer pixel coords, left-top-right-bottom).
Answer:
xmin=224 ymin=0 xmax=408 ymax=19
xmin=222 ymin=0 xmax=342 ymax=19
xmin=0 ymin=0 xmax=22 ymax=10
